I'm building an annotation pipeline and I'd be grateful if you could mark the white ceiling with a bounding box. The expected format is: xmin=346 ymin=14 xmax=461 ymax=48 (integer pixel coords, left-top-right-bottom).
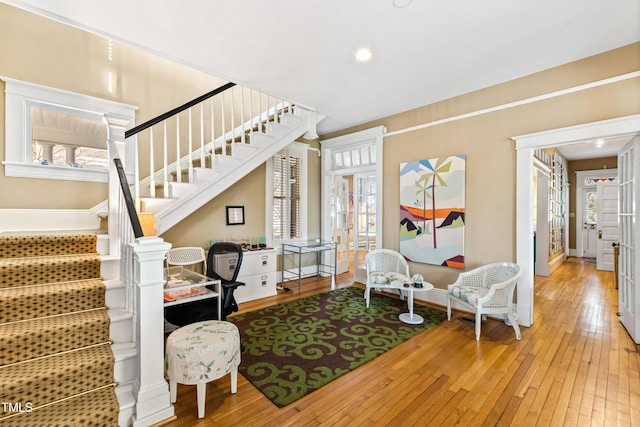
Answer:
xmin=4 ymin=0 xmax=640 ymax=157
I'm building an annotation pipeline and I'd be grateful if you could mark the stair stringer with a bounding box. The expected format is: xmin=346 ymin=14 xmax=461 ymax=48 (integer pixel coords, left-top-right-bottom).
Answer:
xmin=102 ymin=248 xmax=137 ymax=426
xmin=153 ymin=114 xmax=310 ymax=235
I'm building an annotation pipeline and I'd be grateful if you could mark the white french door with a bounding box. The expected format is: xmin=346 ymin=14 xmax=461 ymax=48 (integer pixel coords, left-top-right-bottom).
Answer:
xmin=353 ymin=173 xmax=377 ymax=283
xmin=331 ymin=177 xmax=350 ymax=275
xmin=596 ymin=180 xmax=618 ymax=271
xmin=618 ymin=136 xmax=639 ymax=343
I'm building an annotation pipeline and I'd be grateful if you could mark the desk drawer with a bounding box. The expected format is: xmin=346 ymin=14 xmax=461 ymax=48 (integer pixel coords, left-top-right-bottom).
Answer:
xmin=240 ymin=250 xmax=277 ymax=276
xmin=235 ymin=271 xmax=277 ymax=304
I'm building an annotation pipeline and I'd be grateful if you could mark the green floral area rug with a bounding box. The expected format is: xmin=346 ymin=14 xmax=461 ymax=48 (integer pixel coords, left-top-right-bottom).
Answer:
xmin=228 ymin=286 xmax=446 ymax=407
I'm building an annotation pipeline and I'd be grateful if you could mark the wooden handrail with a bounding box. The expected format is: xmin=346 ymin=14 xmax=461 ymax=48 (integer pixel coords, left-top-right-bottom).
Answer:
xmin=114 ymin=158 xmax=144 ymax=238
xmin=124 ymin=82 xmax=236 ymax=139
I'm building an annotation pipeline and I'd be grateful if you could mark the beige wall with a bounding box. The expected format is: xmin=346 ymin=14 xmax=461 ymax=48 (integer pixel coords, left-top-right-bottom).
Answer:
xmin=567 ymin=156 xmax=618 ymax=250
xmin=323 ymin=42 xmax=640 ymax=288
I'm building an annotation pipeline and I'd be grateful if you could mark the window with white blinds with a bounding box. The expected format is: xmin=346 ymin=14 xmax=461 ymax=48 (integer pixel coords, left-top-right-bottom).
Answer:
xmin=266 ymin=142 xmax=307 ymax=245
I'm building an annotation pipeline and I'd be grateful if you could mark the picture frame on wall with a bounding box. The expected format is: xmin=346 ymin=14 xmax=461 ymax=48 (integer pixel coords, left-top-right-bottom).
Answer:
xmin=399 ymin=155 xmax=466 ymax=268
xmin=226 ymin=206 xmax=245 ymax=225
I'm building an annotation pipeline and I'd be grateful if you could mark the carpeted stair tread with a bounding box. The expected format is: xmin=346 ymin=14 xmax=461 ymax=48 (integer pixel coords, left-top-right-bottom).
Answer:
xmin=0 ymin=230 xmax=119 ymax=424
xmin=0 ymin=344 xmax=115 ymax=408
xmin=0 ymin=309 xmax=110 ymax=365
xmin=0 ymin=279 xmax=106 ymax=323
xmin=0 ymin=386 xmax=119 ymax=427
xmin=0 ymin=231 xmax=99 ymax=258
xmin=0 ymin=254 xmax=101 ymax=289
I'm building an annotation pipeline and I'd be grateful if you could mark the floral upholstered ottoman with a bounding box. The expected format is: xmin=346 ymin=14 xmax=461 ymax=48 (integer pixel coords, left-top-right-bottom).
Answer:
xmin=165 ymin=320 xmax=241 ymax=418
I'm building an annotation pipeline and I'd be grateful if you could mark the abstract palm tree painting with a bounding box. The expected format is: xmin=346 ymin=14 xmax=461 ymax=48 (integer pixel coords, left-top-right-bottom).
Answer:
xmin=400 ymin=155 xmax=465 ymax=268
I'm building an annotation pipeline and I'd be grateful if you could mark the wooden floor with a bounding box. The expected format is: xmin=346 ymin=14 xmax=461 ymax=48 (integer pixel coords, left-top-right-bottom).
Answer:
xmin=162 ymin=257 xmax=640 ymax=426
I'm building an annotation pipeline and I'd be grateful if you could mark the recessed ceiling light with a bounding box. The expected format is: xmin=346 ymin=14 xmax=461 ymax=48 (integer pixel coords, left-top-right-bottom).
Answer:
xmin=355 ymin=48 xmax=372 ymax=62
xmin=596 ymin=139 xmax=604 ymax=148
xmin=393 ymin=0 xmax=412 ymax=8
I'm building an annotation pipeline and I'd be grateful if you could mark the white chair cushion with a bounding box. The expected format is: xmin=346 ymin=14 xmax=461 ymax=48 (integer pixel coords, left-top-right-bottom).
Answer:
xmin=369 ymin=272 xmax=409 ymax=285
xmin=448 ymin=285 xmax=489 ymax=307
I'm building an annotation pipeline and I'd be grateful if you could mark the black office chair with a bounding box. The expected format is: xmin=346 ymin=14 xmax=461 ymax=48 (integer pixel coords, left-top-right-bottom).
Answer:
xmin=165 ymin=242 xmax=245 ymax=326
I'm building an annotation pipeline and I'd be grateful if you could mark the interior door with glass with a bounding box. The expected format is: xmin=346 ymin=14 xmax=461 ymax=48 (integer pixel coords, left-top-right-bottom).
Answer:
xmin=331 ymin=177 xmax=350 ymax=275
xmin=596 ymin=179 xmax=618 ymax=271
xmin=619 ymin=136 xmax=638 ymax=343
xmin=354 ymin=174 xmax=376 ymax=283
xmin=582 ymin=188 xmax=598 ymax=258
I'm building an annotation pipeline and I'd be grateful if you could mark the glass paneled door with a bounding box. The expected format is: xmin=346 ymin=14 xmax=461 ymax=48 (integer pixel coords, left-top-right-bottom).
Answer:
xmin=582 ymin=189 xmax=598 ymax=258
xmin=354 ymin=174 xmax=376 ymax=283
xmin=331 ymin=177 xmax=350 ymax=274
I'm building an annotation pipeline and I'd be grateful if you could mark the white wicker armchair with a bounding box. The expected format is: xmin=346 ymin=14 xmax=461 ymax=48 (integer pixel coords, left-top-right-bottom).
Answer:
xmin=364 ymin=249 xmax=409 ymax=308
xmin=447 ymin=262 xmax=522 ymax=341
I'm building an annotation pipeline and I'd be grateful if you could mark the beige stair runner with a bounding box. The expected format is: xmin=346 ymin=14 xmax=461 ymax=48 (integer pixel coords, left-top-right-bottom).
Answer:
xmin=0 ymin=231 xmax=119 ymax=426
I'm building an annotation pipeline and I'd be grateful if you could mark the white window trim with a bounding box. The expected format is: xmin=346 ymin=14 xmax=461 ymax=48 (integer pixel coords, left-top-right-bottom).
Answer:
xmin=2 ymin=77 xmax=137 ymax=182
xmin=265 ymin=141 xmax=308 ymax=247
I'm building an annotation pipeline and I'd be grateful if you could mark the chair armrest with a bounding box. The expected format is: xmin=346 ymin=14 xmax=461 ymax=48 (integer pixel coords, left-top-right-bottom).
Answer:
xmin=476 ymin=280 xmax=515 ymax=306
xmin=451 ymin=270 xmax=487 ymax=289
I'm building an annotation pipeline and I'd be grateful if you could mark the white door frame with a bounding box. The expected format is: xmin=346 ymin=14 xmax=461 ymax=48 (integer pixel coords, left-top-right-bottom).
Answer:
xmin=513 ymin=114 xmax=640 ymax=327
xmin=320 ymin=126 xmax=385 ymax=281
xmin=575 ymin=168 xmax=617 ymax=259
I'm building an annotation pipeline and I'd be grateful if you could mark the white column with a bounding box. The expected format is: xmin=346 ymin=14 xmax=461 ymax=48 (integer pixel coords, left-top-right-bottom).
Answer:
xmin=104 ymin=113 xmax=133 ymax=257
xmin=130 ymin=236 xmax=174 ymax=427
xmin=66 ymin=146 xmax=77 ymax=164
xmin=39 ymin=141 xmax=54 ymax=163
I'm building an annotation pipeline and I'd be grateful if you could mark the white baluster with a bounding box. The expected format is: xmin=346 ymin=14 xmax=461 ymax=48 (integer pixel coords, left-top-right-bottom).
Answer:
xmin=258 ymin=92 xmax=263 ymax=132
xmin=176 ymin=112 xmax=181 ymax=183
xmin=210 ymin=98 xmax=215 ymax=169
xmin=230 ymin=86 xmax=235 ymax=157
xmin=134 ymin=138 xmax=140 ymax=210
xmin=163 ymin=121 xmax=168 ymax=197
xmin=241 ymin=86 xmax=245 ymax=145
xmin=188 ymin=107 xmax=193 ymax=179
xmin=221 ymin=92 xmax=226 ymax=156
xmin=267 ymin=95 xmax=271 ymax=126
xmin=149 ymin=128 xmax=155 ymax=198
xmin=249 ymin=88 xmax=254 ymax=137
xmin=200 ymin=103 xmax=205 ymax=169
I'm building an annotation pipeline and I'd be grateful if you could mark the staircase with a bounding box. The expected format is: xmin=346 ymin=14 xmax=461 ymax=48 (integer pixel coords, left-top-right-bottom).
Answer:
xmin=0 ymin=83 xmax=321 ymax=426
xmin=126 ymin=83 xmax=320 ymax=236
xmin=0 ymin=231 xmax=119 ymax=426
xmin=138 ymin=108 xmax=313 ymax=235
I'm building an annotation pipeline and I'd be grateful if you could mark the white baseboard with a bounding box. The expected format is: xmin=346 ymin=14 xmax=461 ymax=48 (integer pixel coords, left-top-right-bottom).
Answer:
xmin=0 ymin=202 xmax=106 ymax=232
xmin=548 ymin=253 xmax=566 ymax=275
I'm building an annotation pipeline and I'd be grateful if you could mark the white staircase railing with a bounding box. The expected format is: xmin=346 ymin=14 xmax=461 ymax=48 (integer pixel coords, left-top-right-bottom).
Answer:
xmin=123 ymin=82 xmax=317 ymax=236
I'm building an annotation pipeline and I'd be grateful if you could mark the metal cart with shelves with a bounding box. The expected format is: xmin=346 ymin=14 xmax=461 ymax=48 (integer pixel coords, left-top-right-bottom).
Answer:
xmin=280 ymin=241 xmax=337 ymax=293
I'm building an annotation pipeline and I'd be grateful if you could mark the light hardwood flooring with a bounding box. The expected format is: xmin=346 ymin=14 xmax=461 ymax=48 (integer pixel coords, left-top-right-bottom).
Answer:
xmin=162 ymin=257 xmax=640 ymax=426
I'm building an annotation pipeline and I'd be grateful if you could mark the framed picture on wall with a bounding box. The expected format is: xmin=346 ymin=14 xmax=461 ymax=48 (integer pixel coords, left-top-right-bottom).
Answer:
xmin=226 ymin=206 xmax=245 ymax=225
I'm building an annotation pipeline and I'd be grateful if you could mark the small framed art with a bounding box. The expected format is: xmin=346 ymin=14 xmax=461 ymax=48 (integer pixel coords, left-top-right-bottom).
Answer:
xmin=226 ymin=206 xmax=245 ymax=225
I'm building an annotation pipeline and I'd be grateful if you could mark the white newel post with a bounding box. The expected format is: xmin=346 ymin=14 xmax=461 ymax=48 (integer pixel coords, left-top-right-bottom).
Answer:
xmin=130 ymin=236 xmax=174 ymax=427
